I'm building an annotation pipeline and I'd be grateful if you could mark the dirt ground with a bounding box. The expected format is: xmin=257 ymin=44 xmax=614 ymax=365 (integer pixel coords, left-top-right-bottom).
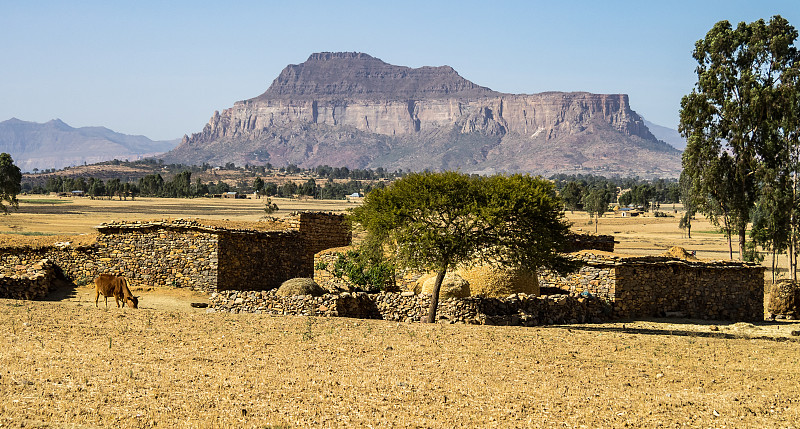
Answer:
xmin=3 ymin=196 xmax=800 ymax=427
xmin=1 ymin=294 xmax=799 ymax=428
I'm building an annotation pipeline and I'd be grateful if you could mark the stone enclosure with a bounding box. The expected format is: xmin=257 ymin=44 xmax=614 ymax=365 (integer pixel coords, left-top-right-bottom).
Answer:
xmin=0 ymin=220 xmax=766 ymax=323
xmin=0 ymin=213 xmax=351 ymax=295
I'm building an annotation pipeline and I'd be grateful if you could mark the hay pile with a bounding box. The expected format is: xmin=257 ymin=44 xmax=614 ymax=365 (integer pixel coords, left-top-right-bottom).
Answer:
xmin=277 ymin=278 xmax=326 ymax=296
xmin=415 ymin=273 xmax=471 ymax=298
xmin=661 ymin=246 xmax=699 ymax=261
xmin=456 ymin=264 xmax=539 ymax=298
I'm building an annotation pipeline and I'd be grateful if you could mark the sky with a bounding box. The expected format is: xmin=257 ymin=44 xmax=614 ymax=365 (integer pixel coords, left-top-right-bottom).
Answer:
xmin=2 ymin=0 xmax=798 ymax=141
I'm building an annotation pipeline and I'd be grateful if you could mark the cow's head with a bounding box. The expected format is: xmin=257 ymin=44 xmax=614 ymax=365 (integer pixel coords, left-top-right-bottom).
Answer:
xmin=126 ymin=296 xmax=139 ymax=309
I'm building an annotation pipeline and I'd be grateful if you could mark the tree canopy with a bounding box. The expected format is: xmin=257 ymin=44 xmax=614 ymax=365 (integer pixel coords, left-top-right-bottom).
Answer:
xmin=351 ymin=171 xmax=575 ymax=322
xmin=680 ymin=15 xmax=799 ymax=261
xmin=0 ymin=153 xmax=22 ymax=214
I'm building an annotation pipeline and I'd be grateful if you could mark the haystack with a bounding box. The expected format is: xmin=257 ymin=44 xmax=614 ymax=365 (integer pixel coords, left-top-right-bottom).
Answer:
xmin=415 ymin=273 xmax=471 ymax=298
xmin=276 ymin=278 xmax=326 ymax=297
xmin=661 ymin=246 xmax=699 ymax=261
xmin=455 ymin=264 xmax=539 ymax=297
xmin=768 ymin=280 xmax=799 ymax=317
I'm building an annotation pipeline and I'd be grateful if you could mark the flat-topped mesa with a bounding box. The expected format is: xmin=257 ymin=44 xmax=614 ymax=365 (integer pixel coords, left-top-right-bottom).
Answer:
xmin=167 ymin=52 xmax=682 ymax=177
xmin=254 ymin=52 xmax=498 ymax=101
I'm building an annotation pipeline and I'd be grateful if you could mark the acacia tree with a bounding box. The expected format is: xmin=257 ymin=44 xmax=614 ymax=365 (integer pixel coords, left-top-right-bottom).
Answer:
xmin=351 ymin=172 xmax=575 ymax=322
xmin=680 ymin=16 xmax=798 ymax=260
xmin=0 ymin=153 xmax=22 ymax=214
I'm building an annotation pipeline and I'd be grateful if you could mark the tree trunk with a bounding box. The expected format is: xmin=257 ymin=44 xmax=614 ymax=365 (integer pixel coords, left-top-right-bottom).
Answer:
xmin=594 ymin=215 xmax=598 ymax=233
xmin=426 ymin=267 xmax=447 ymax=323
xmin=727 ymin=232 xmax=733 ymax=261
xmin=738 ymin=228 xmax=746 ymax=261
xmin=792 ymin=236 xmax=798 ymax=282
xmin=687 ymin=222 xmax=691 ymax=239
xmin=772 ymin=248 xmax=776 ymax=284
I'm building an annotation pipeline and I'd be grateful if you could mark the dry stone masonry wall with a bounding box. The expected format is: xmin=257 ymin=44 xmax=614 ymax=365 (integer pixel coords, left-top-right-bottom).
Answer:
xmin=540 ymin=252 xmax=765 ymax=321
xmin=209 ymin=289 xmax=612 ymax=326
xmin=0 ymin=212 xmax=350 ymax=295
xmin=0 ymin=258 xmax=58 ymax=300
xmin=0 ymin=221 xmax=766 ymax=323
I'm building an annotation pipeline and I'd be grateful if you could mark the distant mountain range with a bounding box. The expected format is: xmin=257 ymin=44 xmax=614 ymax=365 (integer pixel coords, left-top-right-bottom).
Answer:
xmin=644 ymin=120 xmax=685 ymax=151
xmin=0 ymin=118 xmax=179 ymax=172
xmin=163 ymin=52 xmax=683 ymax=178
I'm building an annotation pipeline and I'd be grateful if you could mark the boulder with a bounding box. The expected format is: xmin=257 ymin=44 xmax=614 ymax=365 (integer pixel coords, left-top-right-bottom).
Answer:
xmin=456 ymin=264 xmax=539 ymax=297
xmin=415 ymin=273 xmax=471 ymax=299
xmin=276 ymin=278 xmax=326 ymax=297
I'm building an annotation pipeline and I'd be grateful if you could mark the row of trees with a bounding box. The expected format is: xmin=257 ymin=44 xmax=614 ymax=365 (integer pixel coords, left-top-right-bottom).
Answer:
xmin=86 ymin=159 xmax=405 ymax=181
xmin=680 ymin=15 xmax=800 ymax=279
xmin=31 ymin=172 xmax=381 ymax=200
xmin=553 ymin=175 xmax=680 ymax=212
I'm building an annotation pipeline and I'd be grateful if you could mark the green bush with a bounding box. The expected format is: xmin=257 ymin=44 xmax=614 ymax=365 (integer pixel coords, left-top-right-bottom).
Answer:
xmin=330 ymin=250 xmax=395 ymax=292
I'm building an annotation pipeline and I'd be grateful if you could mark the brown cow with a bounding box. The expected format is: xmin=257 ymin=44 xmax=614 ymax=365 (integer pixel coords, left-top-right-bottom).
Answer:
xmin=94 ymin=274 xmax=138 ymax=309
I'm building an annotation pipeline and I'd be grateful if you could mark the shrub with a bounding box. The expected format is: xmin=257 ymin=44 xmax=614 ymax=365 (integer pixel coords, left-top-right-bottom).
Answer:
xmin=330 ymin=250 xmax=395 ymax=292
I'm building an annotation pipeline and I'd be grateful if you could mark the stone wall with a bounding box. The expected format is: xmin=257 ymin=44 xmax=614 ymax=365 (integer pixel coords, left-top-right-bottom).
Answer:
xmin=614 ymin=261 xmax=764 ymax=321
xmin=563 ymin=233 xmax=616 ymax=253
xmin=296 ymin=212 xmax=351 ymax=255
xmin=540 ymin=252 xmax=765 ymax=321
xmin=209 ymin=289 xmax=612 ymax=326
xmin=0 ymin=258 xmax=58 ymax=300
xmin=218 ymin=230 xmax=311 ymax=291
xmin=0 ymin=213 xmax=351 ymax=297
xmin=95 ymin=226 xmax=219 ymax=292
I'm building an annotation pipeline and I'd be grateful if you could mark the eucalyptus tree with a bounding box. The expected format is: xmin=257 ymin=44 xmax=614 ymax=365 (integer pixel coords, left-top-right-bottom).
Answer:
xmin=680 ymin=15 xmax=798 ymax=260
xmin=351 ymin=172 xmax=575 ymax=322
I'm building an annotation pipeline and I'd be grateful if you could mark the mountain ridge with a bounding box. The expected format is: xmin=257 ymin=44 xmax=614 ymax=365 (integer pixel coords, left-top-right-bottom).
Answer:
xmin=0 ymin=118 xmax=179 ymax=172
xmin=164 ymin=52 xmax=681 ymax=178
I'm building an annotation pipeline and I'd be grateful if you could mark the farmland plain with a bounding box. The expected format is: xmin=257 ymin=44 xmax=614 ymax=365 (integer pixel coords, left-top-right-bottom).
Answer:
xmin=1 ymin=195 xmax=799 ymax=427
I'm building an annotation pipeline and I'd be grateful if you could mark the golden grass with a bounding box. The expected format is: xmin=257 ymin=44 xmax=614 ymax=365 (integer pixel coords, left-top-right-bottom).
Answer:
xmin=2 ymin=198 xmax=800 ymax=426
xmin=1 ymin=298 xmax=799 ymax=427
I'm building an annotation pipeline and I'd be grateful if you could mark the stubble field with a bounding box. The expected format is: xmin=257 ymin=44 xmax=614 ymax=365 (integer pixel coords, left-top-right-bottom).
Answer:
xmin=1 ymin=195 xmax=799 ymax=427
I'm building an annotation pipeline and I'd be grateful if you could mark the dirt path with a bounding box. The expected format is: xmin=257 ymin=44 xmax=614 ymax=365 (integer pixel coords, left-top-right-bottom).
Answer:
xmin=46 ymin=282 xmax=210 ymax=313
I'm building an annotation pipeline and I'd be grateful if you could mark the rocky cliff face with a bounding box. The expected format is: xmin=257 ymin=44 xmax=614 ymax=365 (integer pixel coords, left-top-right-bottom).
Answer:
xmin=166 ymin=52 xmax=681 ymax=177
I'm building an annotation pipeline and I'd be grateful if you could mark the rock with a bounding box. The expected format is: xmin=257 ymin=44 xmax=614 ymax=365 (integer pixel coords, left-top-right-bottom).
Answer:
xmin=276 ymin=278 xmax=326 ymax=297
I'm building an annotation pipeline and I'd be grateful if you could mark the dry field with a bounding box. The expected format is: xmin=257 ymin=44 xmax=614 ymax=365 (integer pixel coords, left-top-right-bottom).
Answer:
xmin=1 ymin=295 xmax=799 ymax=428
xmin=2 ymin=196 xmax=800 ymax=427
xmin=0 ymin=195 xmax=727 ymax=258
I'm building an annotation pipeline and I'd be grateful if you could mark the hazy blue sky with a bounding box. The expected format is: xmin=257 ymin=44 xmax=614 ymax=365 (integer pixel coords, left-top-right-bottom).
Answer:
xmin=2 ymin=0 xmax=798 ymax=141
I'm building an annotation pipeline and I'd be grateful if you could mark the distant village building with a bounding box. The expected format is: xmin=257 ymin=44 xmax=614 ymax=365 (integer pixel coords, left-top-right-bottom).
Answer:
xmin=346 ymin=192 xmax=363 ymax=202
xmin=618 ymin=208 xmax=640 ymax=217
